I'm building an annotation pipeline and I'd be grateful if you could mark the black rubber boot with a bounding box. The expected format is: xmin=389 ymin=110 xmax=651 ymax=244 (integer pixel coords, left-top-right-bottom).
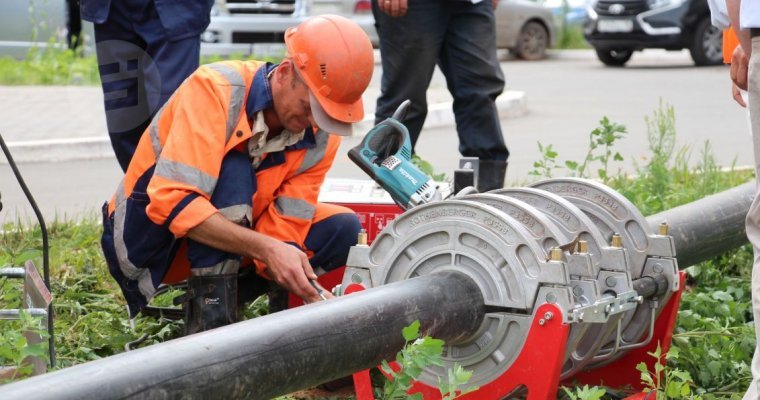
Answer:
xmin=477 ymin=160 xmax=508 ymax=192
xmin=180 ymin=273 xmax=239 ymax=335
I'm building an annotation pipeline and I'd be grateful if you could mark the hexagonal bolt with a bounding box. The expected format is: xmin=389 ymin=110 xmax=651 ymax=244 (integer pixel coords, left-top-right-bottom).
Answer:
xmin=605 ymin=276 xmax=617 ymax=287
xmin=538 ymin=318 xmax=546 ymax=326
xmin=544 ymin=312 xmax=553 ymax=321
xmin=351 ymin=273 xmax=363 ymax=283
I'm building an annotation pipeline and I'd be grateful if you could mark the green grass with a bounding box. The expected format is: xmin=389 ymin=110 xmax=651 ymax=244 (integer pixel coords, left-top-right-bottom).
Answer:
xmin=0 ymin=38 xmax=277 ymax=86
xmin=556 ymin=23 xmax=590 ymax=50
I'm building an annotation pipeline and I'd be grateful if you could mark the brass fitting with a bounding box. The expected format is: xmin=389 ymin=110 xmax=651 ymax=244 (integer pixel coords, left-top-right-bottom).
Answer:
xmin=357 ymin=229 xmax=368 ymax=246
xmin=578 ymin=240 xmax=589 ymax=253
xmin=658 ymin=221 xmax=669 ymax=236
xmin=611 ymin=233 xmax=623 ymax=248
xmin=549 ymin=247 xmax=563 ymax=261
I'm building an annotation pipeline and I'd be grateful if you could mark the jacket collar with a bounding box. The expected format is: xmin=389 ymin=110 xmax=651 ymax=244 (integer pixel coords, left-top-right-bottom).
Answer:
xmin=245 ymin=62 xmax=276 ymax=119
xmin=245 ymin=62 xmax=317 ymax=152
xmin=246 ymin=63 xmax=317 ymax=171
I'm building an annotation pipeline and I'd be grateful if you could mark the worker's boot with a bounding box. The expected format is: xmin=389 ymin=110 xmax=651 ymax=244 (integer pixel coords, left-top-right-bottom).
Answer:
xmin=477 ymin=160 xmax=508 ymax=192
xmin=180 ymin=272 xmax=239 ymax=335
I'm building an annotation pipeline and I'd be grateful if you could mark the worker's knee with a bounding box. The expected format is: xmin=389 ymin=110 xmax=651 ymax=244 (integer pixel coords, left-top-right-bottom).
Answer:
xmin=305 ymin=212 xmax=362 ymax=271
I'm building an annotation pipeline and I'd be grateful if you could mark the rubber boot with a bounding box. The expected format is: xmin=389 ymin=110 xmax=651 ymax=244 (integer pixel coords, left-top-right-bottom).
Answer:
xmin=181 ymin=273 xmax=239 ymax=335
xmin=477 ymin=160 xmax=508 ymax=192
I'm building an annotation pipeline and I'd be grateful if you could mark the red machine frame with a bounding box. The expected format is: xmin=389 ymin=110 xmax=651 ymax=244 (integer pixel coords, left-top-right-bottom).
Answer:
xmin=291 ymin=203 xmax=686 ymax=399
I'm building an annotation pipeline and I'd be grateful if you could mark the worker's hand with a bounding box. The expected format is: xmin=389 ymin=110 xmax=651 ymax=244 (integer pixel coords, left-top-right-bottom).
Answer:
xmin=303 ymin=280 xmax=336 ymax=304
xmin=492 ymin=0 xmax=500 ymax=9
xmin=378 ymin=0 xmax=407 ymax=18
xmin=732 ymin=83 xmax=747 ymax=108
xmin=261 ymin=240 xmax=319 ymax=301
xmin=731 ymin=45 xmax=749 ymax=91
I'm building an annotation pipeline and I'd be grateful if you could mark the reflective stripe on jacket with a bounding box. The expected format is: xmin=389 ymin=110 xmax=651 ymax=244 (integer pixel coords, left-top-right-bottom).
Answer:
xmin=107 ymin=60 xmax=341 ymax=283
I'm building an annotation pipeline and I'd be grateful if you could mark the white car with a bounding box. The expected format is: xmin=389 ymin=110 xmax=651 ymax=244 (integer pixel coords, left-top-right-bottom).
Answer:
xmin=202 ymin=0 xmax=557 ymax=60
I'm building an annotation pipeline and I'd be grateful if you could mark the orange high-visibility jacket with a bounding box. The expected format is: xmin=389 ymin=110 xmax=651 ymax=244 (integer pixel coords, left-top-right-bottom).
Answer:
xmin=107 ymin=60 xmax=341 ymax=274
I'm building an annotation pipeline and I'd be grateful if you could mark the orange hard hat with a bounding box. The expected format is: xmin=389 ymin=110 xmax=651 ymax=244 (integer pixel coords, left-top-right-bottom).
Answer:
xmin=285 ymin=15 xmax=374 ymax=136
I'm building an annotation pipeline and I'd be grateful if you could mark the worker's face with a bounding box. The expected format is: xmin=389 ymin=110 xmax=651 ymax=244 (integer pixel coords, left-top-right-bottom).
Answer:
xmin=275 ymin=62 xmax=315 ymax=133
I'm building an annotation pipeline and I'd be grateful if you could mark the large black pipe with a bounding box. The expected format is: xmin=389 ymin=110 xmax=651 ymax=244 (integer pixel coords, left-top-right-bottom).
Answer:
xmin=647 ymin=181 xmax=755 ymax=268
xmin=0 ymin=271 xmax=485 ymax=400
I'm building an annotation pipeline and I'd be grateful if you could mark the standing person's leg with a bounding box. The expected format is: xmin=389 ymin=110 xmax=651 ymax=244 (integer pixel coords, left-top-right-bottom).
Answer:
xmin=438 ymin=1 xmax=508 ymax=191
xmin=138 ymin=16 xmax=201 ymax=127
xmin=372 ymin=0 xmax=447 ymax=147
xmin=66 ymin=0 xmax=82 ymax=50
xmin=744 ymin=32 xmax=760 ymax=400
xmin=92 ymin=0 xmax=158 ymax=171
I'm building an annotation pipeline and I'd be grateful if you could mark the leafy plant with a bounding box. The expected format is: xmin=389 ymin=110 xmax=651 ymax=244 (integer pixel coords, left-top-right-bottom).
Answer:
xmin=561 ymin=384 xmax=606 ymax=400
xmin=528 ymin=116 xmax=627 ymax=182
xmin=529 ymin=141 xmax=561 ymax=178
xmin=379 ymin=320 xmax=476 ymax=400
xmin=565 ymin=116 xmax=627 ymax=182
xmin=412 ymin=155 xmax=447 ymax=182
xmin=0 ymin=308 xmax=50 ymax=383
xmin=636 ymin=344 xmax=701 ymax=399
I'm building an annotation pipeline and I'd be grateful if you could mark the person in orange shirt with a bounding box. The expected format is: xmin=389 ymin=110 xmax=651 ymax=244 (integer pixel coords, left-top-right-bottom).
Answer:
xmin=100 ymin=15 xmax=375 ymax=334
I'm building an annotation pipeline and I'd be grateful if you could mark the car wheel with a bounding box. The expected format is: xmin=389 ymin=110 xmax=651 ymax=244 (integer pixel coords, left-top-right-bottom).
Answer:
xmin=690 ymin=17 xmax=723 ymax=66
xmin=514 ymin=21 xmax=549 ymax=61
xmin=595 ymin=48 xmax=633 ymax=67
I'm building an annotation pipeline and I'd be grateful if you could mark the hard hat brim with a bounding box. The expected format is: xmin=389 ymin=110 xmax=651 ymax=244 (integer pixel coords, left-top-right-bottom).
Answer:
xmin=309 ymin=91 xmax=354 ymax=136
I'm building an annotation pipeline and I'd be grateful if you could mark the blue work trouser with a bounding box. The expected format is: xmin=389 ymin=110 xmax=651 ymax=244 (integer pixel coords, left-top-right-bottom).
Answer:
xmin=102 ymin=151 xmax=361 ymax=317
xmin=372 ymin=0 xmax=509 ymax=161
xmin=92 ymin=0 xmax=201 ymax=171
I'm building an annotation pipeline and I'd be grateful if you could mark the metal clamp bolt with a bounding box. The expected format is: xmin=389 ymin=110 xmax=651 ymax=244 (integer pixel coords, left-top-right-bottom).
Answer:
xmin=658 ymin=221 xmax=669 ymax=236
xmin=549 ymin=247 xmax=563 ymax=261
xmin=357 ymin=229 xmax=368 ymax=246
xmin=611 ymin=233 xmax=623 ymax=248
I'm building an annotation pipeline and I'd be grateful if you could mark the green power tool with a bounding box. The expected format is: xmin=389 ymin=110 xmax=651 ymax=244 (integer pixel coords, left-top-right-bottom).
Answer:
xmin=348 ymin=100 xmax=442 ymax=210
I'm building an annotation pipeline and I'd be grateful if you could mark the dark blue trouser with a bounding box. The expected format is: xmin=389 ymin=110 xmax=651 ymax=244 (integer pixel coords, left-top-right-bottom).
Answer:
xmin=102 ymin=151 xmax=361 ymax=317
xmin=93 ymin=0 xmax=201 ymax=171
xmin=372 ymin=0 xmax=509 ymax=161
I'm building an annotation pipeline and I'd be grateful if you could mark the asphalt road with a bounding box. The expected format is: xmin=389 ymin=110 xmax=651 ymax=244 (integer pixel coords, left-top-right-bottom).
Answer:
xmin=0 ymin=49 xmax=753 ymax=223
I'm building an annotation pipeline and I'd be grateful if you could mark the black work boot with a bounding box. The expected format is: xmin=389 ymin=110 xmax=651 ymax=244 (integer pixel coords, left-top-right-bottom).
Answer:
xmin=180 ymin=273 xmax=239 ymax=335
xmin=477 ymin=160 xmax=508 ymax=192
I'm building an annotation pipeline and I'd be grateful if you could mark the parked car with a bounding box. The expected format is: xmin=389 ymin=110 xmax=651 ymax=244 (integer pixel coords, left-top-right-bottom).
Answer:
xmin=201 ymin=0 xmax=557 ymax=60
xmin=0 ymin=0 xmax=93 ymax=58
xmin=496 ymin=0 xmax=558 ymax=60
xmin=583 ymin=0 xmax=721 ymax=66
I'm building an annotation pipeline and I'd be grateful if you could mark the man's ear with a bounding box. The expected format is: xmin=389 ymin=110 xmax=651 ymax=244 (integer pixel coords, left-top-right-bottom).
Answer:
xmin=276 ymin=59 xmax=294 ymax=84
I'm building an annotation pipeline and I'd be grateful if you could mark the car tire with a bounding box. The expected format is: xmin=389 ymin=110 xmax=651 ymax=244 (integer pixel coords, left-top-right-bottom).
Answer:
xmin=514 ymin=21 xmax=549 ymax=61
xmin=595 ymin=48 xmax=633 ymax=67
xmin=689 ymin=17 xmax=723 ymax=66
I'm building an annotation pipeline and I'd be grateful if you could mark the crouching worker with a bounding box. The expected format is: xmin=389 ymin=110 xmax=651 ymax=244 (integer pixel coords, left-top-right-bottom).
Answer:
xmin=100 ymin=15 xmax=374 ymax=334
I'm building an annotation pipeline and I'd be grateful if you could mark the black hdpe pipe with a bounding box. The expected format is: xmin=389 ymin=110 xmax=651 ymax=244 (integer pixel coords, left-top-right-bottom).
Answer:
xmin=0 ymin=271 xmax=485 ymax=400
xmin=646 ymin=181 xmax=755 ymax=268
